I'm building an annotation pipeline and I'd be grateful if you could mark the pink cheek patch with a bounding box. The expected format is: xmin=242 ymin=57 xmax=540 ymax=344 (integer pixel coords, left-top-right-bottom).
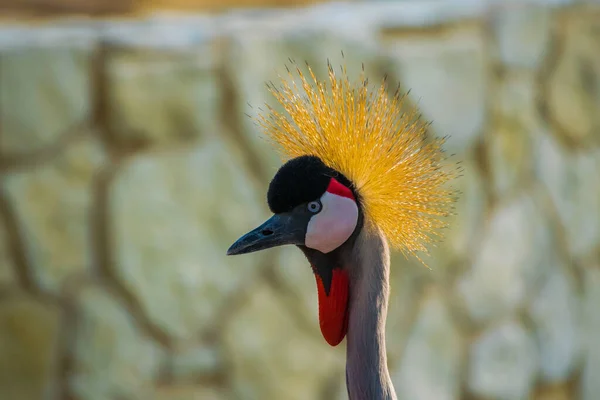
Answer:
xmin=305 ymin=182 xmax=358 ymax=254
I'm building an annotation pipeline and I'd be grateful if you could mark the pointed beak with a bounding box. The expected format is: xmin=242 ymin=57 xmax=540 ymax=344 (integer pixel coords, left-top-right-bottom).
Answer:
xmin=227 ymin=213 xmax=306 ymax=256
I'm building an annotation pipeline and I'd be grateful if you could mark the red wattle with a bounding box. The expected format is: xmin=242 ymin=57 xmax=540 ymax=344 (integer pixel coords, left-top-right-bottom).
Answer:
xmin=315 ymin=268 xmax=349 ymax=346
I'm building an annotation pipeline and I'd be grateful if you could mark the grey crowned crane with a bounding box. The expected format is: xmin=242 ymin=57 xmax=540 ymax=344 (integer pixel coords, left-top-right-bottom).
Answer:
xmin=227 ymin=61 xmax=457 ymax=400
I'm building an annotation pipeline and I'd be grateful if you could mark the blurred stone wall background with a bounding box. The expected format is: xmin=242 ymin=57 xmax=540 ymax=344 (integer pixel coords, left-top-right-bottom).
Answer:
xmin=0 ymin=1 xmax=599 ymax=399
xmin=0 ymin=0 xmax=328 ymax=18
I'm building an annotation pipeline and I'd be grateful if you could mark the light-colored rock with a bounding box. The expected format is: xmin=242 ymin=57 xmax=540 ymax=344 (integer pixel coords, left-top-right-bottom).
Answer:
xmin=0 ymin=46 xmax=92 ymax=155
xmin=492 ymin=3 xmax=551 ymax=69
xmin=154 ymin=384 xmax=226 ymax=400
xmin=223 ymin=283 xmax=345 ymax=400
xmin=272 ymin=246 xmax=321 ymax=334
xmin=535 ymin=133 xmax=600 ymax=259
xmin=533 ymin=383 xmax=573 ymax=400
xmin=528 ymin=266 xmax=582 ymax=382
xmin=581 ymin=266 xmax=600 ymax=400
xmin=487 ymin=121 xmax=532 ymax=197
xmin=0 ymin=219 xmax=15 ymax=286
xmin=0 ymin=294 xmax=61 ymax=400
xmin=426 ymin=156 xmax=486 ymax=268
xmin=2 ymin=135 xmax=105 ymax=293
xmin=100 ymin=17 xmax=215 ymax=50
xmin=70 ymin=286 xmax=163 ymax=400
xmin=385 ymin=24 xmax=486 ymax=154
xmin=225 ymin=29 xmax=390 ymax=176
xmin=111 ymin=139 xmax=266 ymax=340
xmin=217 ymin=0 xmax=487 ymax=36
xmin=492 ymin=71 xmax=540 ymax=127
xmin=106 ymin=45 xmax=220 ymax=148
xmin=392 ymin=288 xmax=462 ymax=400
xmin=170 ymin=345 xmax=221 ymax=382
xmin=0 ymin=23 xmax=96 ymax=51
xmin=468 ymin=320 xmax=538 ymax=400
xmin=385 ymin=253 xmax=433 ymax=361
xmin=488 ymin=72 xmax=542 ymax=197
xmin=547 ymin=9 xmax=600 ymax=145
xmin=457 ymin=194 xmax=551 ymax=323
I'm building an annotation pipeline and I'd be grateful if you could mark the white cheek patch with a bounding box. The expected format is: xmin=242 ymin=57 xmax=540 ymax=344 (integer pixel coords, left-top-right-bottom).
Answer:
xmin=305 ymin=191 xmax=359 ymax=254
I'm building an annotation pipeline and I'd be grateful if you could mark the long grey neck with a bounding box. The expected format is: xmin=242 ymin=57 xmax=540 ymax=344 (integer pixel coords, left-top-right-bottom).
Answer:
xmin=344 ymin=226 xmax=397 ymax=400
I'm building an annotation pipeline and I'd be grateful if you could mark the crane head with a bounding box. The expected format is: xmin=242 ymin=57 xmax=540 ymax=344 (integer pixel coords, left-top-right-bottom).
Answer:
xmin=227 ymin=155 xmax=360 ymax=256
xmin=227 ymin=154 xmax=362 ymax=346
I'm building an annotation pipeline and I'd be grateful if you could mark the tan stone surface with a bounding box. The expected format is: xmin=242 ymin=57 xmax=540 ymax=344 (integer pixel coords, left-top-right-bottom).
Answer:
xmin=271 ymin=246 xmax=320 ymax=328
xmin=533 ymin=383 xmax=574 ymax=400
xmin=0 ymin=0 xmax=331 ymax=18
xmin=457 ymin=194 xmax=552 ymax=324
xmin=547 ymin=9 xmax=600 ymax=146
xmin=487 ymin=120 xmax=533 ymax=197
xmin=0 ymin=294 xmax=61 ymax=400
xmin=384 ymin=24 xmax=487 ymax=155
xmin=535 ymin=132 xmax=600 ymax=259
xmin=111 ymin=139 xmax=266 ymax=340
xmin=392 ymin=287 xmax=463 ymax=400
xmin=0 ymin=220 xmax=15 ymax=286
xmin=581 ymin=266 xmax=600 ymax=400
xmin=69 ymin=286 xmax=164 ymax=400
xmin=154 ymin=384 xmax=227 ymax=400
xmin=223 ymin=282 xmax=345 ymax=400
xmin=491 ymin=3 xmax=552 ymax=70
xmin=385 ymin=254 xmax=433 ymax=361
xmin=468 ymin=320 xmax=538 ymax=400
xmin=2 ymin=135 xmax=106 ymax=293
xmin=0 ymin=46 xmax=92 ymax=155
xmin=106 ymin=46 xmax=220 ymax=148
xmin=528 ymin=264 xmax=582 ymax=382
xmin=492 ymin=71 xmax=539 ymax=128
xmin=431 ymin=155 xmax=486 ymax=264
xmin=170 ymin=345 xmax=221 ymax=382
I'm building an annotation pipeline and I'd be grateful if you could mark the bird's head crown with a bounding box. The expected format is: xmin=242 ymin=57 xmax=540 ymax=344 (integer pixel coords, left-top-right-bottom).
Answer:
xmin=256 ymin=60 xmax=458 ymax=263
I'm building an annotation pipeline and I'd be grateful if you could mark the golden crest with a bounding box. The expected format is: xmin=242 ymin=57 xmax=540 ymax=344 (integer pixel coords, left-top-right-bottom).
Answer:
xmin=256 ymin=60 xmax=458 ymax=264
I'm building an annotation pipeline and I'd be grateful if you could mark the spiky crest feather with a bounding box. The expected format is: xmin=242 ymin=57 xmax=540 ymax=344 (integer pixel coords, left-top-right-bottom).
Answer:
xmin=256 ymin=60 xmax=457 ymax=264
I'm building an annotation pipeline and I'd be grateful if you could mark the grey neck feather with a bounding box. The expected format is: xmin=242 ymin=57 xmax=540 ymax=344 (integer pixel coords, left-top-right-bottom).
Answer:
xmin=342 ymin=225 xmax=397 ymax=400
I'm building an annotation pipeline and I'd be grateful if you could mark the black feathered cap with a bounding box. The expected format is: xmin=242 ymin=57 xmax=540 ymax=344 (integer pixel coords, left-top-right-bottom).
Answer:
xmin=267 ymin=155 xmax=356 ymax=213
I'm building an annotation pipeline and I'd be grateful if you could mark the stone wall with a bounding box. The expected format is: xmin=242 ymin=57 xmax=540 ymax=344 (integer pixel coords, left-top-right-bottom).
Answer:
xmin=0 ymin=0 xmax=329 ymax=19
xmin=0 ymin=1 xmax=599 ymax=399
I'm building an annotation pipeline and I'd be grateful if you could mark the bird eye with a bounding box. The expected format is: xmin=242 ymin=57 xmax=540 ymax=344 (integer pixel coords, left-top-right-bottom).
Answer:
xmin=307 ymin=200 xmax=322 ymax=213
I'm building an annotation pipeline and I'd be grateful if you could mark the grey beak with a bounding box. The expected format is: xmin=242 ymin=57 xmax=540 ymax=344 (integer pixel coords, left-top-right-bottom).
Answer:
xmin=226 ymin=213 xmax=306 ymax=256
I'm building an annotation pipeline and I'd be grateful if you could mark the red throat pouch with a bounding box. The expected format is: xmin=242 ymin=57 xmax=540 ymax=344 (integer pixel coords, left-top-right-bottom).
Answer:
xmin=314 ymin=268 xmax=350 ymax=346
